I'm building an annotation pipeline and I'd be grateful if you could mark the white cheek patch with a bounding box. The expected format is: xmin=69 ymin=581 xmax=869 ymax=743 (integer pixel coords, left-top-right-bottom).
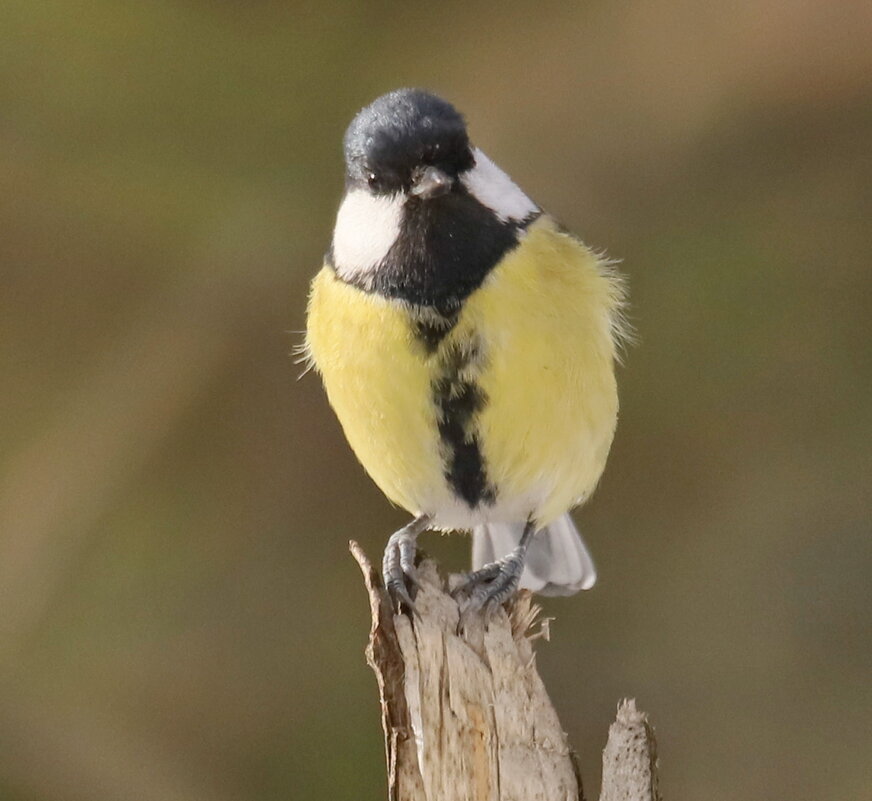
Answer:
xmin=331 ymin=189 xmax=404 ymax=278
xmin=461 ymin=148 xmax=539 ymax=223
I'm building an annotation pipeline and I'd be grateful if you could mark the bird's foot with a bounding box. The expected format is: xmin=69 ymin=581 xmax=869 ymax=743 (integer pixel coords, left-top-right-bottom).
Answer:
xmin=382 ymin=515 xmax=430 ymax=613
xmin=453 ymin=546 xmax=526 ymax=613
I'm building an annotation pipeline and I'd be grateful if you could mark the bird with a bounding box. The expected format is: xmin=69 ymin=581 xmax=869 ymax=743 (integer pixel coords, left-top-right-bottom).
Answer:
xmin=304 ymin=88 xmax=628 ymax=610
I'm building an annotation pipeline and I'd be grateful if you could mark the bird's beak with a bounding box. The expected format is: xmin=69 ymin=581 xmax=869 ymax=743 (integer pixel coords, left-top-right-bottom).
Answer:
xmin=410 ymin=166 xmax=453 ymax=199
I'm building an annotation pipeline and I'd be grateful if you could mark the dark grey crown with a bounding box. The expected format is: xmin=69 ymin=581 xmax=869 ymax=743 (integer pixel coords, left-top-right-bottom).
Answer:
xmin=343 ymin=89 xmax=474 ymax=194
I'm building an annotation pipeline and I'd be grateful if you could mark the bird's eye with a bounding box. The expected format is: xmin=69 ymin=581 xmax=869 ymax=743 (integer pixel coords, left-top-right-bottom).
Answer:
xmin=367 ymin=172 xmax=377 ymax=186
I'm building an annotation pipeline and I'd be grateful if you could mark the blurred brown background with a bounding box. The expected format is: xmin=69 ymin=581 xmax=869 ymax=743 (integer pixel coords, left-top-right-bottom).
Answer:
xmin=2 ymin=1 xmax=871 ymax=799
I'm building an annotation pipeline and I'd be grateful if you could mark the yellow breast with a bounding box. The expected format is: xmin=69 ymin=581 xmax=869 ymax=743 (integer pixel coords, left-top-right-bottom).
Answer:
xmin=305 ymin=216 xmax=625 ymax=528
xmin=305 ymin=267 xmax=452 ymax=516
xmin=463 ymin=218 xmax=623 ymax=524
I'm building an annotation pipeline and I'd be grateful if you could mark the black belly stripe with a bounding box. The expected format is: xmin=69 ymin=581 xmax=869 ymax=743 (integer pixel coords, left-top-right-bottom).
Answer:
xmin=431 ymin=339 xmax=496 ymax=508
xmin=414 ymin=312 xmax=458 ymax=354
xmin=328 ymin=187 xmax=541 ymax=507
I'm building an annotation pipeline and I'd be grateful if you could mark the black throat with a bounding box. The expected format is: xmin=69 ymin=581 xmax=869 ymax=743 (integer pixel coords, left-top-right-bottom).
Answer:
xmin=334 ymin=187 xmax=538 ymax=317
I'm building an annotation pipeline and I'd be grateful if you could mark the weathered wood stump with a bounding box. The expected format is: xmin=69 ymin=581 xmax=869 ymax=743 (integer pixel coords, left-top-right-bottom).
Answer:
xmin=350 ymin=542 xmax=661 ymax=801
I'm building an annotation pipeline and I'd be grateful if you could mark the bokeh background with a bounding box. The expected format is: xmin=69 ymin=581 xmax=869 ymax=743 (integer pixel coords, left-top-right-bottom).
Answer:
xmin=2 ymin=1 xmax=871 ymax=799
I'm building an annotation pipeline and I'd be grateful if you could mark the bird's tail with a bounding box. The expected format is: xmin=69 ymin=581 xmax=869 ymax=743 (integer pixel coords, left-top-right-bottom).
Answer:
xmin=471 ymin=513 xmax=597 ymax=596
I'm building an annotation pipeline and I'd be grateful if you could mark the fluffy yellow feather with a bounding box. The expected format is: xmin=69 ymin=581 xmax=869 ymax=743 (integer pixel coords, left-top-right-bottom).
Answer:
xmin=305 ymin=216 xmax=626 ymax=530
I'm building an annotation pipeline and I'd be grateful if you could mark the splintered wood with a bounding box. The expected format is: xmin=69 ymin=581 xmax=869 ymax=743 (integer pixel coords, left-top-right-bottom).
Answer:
xmin=350 ymin=542 xmax=660 ymax=801
xmin=599 ymin=700 xmax=661 ymax=801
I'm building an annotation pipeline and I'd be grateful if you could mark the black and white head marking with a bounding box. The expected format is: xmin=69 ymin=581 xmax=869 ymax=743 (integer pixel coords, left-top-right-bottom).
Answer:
xmin=343 ymin=88 xmax=474 ymax=195
xmin=329 ymin=89 xmax=540 ymax=311
xmin=461 ymin=148 xmax=538 ymax=224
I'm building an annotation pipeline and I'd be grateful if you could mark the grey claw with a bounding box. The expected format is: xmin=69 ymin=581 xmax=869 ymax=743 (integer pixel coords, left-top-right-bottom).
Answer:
xmin=451 ymin=562 xmax=500 ymax=599
xmin=387 ymin=579 xmax=417 ymax=615
xmin=399 ymin=538 xmax=417 ymax=575
xmin=404 ymin=569 xmax=424 ymax=591
xmin=382 ymin=518 xmax=429 ymax=613
xmin=454 ymin=547 xmax=525 ymax=611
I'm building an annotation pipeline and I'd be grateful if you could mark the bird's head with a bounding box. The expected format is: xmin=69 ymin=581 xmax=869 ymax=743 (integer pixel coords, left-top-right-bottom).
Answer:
xmin=343 ymin=88 xmax=475 ymax=200
xmin=330 ymin=89 xmax=539 ymax=302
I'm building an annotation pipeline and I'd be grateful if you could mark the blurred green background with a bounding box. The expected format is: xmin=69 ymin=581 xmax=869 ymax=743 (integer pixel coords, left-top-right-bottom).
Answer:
xmin=2 ymin=1 xmax=870 ymax=799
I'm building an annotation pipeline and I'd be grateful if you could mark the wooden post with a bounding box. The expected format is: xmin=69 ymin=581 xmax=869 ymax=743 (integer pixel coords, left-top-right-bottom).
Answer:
xmin=350 ymin=542 xmax=661 ymax=801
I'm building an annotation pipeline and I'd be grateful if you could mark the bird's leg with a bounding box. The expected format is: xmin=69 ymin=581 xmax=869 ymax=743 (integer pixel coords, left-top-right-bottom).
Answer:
xmin=455 ymin=520 xmax=537 ymax=611
xmin=382 ymin=514 xmax=431 ymax=611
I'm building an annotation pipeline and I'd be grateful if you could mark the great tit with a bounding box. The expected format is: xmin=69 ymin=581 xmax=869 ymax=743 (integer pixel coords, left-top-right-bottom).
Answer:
xmin=305 ymin=89 xmax=628 ymax=609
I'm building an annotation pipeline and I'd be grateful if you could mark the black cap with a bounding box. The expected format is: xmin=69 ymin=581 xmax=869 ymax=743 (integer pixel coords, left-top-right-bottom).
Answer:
xmin=343 ymin=89 xmax=474 ymax=193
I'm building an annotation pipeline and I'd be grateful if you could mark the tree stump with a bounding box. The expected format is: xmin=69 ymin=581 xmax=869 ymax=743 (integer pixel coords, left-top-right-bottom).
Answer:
xmin=350 ymin=542 xmax=661 ymax=801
